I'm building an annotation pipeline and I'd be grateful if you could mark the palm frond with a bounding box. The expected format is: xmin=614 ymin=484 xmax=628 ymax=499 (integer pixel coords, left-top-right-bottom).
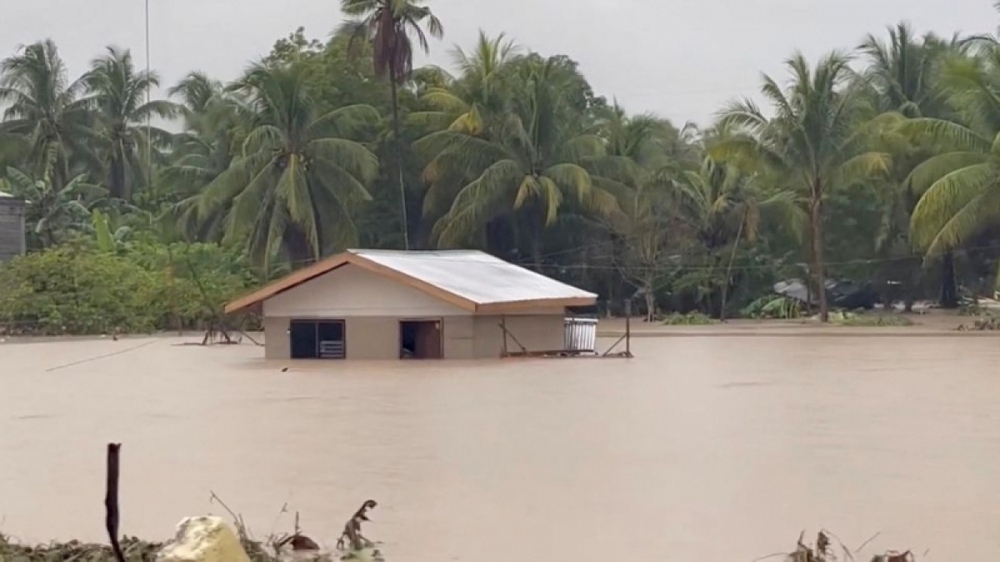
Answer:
xmin=308 ymin=138 xmax=379 ymax=184
xmin=898 ymin=118 xmax=992 ymax=152
xmin=906 ymin=151 xmax=988 ymax=196
xmin=926 ymin=189 xmax=1000 ymax=256
xmin=910 ymin=162 xmax=996 ymax=250
xmin=835 ymin=152 xmax=893 ymax=186
xmin=435 ymin=159 xmax=521 ymax=245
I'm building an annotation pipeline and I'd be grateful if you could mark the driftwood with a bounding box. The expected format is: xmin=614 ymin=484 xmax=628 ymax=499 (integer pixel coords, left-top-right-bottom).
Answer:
xmin=274 ymin=512 xmax=321 ymax=552
xmin=871 ymin=552 xmax=915 ymax=562
xmin=958 ymin=315 xmax=1000 ymax=331
xmin=104 ymin=443 xmax=125 ymax=562
xmin=336 ymin=500 xmax=377 ymax=551
xmin=772 ymin=530 xmax=917 ymax=562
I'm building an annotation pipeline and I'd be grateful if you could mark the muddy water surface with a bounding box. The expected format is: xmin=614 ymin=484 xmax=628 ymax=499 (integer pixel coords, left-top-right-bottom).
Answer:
xmin=2 ymin=334 xmax=1000 ymax=560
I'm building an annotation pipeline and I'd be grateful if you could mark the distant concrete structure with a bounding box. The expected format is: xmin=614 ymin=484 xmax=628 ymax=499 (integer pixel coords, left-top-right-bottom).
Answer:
xmin=225 ymin=249 xmax=598 ymax=360
xmin=0 ymin=191 xmax=25 ymax=262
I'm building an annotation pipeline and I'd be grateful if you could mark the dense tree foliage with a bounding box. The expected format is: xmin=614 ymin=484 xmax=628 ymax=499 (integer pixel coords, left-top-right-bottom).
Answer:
xmin=6 ymin=5 xmax=1000 ymax=332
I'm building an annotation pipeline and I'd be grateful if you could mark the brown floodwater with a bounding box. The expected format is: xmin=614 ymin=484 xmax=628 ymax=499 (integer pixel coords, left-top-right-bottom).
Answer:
xmin=2 ymin=333 xmax=1000 ymax=560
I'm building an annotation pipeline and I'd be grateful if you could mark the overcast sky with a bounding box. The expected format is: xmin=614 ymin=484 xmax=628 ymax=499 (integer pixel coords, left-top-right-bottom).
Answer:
xmin=3 ymin=0 xmax=997 ymax=126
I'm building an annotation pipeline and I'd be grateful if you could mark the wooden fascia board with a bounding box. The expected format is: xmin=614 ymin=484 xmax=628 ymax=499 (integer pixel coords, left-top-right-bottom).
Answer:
xmin=223 ymin=253 xmax=351 ymax=314
xmin=475 ymin=296 xmax=598 ymax=314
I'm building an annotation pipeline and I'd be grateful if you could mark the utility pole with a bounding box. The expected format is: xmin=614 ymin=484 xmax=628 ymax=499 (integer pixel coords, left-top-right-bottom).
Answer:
xmin=145 ymin=0 xmax=152 ymax=191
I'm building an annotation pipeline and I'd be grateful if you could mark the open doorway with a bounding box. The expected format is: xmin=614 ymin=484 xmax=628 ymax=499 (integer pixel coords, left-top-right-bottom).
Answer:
xmin=399 ymin=320 xmax=443 ymax=359
xmin=289 ymin=320 xmax=346 ymax=359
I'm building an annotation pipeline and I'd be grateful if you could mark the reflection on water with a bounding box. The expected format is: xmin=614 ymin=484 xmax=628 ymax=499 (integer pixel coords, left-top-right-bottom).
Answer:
xmin=2 ymin=335 xmax=1000 ymax=561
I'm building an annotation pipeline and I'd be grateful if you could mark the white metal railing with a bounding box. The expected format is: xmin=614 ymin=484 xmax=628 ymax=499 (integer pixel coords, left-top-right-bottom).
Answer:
xmin=564 ymin=318 xmax=598 ymax=352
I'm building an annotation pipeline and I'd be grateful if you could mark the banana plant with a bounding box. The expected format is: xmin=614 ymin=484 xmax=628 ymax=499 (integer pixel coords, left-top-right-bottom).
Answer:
xmin=1 ymin=166 xmax=101 ymax=248
xmin=90 ymin=208 xmax=133 ymax=253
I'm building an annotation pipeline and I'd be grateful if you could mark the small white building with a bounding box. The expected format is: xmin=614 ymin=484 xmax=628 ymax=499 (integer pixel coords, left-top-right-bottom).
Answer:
xmin=0 ymin=190 xmax=25 ymax=262
xmin=225 ymin=249 xmax=598 ymax=360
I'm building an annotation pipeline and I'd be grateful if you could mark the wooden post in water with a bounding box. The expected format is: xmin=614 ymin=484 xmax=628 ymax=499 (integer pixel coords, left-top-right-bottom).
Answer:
xmin=501 ymin=315 xmax=508 ymax=356
xmin=105 ymin=443 xmax=125 ymax=562
xmin=625 ymin=299 xmax=632 ymax=357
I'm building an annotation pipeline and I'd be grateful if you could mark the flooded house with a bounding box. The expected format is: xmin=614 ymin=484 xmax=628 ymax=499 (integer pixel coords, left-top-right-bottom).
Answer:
xmin=224 ymin=249 xmax=597 ymax=360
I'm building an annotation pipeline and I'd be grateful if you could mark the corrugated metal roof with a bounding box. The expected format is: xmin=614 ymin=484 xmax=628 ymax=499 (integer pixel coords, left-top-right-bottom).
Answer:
xmin=224 ymin=249 xmax=598 ymax=314
xmin=349 ymin=249 xmax=597 ymax=305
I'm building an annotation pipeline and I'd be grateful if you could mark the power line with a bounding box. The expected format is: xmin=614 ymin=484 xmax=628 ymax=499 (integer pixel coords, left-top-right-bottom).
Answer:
xmin=234 ymin=242 xmax=1000 ymax=277
xmin=145 ymin=0 xmax=152 ymax=191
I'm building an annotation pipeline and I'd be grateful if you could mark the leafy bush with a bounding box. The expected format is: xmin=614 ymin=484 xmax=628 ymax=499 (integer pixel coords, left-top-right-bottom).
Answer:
xmin=0 ymin=246 xmax=159 ymax=334
xmin=741 ymin=295 xmax=802 ymax=319
xmin=128 ymin=241 xmax=258 ymax=330
xmin=661 ymin=312 xmax=716 ymax=325
xmin=827 ymin=311 xmax=913 ymax=326
xmin=0 ymin=242 xmax=254 ymax=335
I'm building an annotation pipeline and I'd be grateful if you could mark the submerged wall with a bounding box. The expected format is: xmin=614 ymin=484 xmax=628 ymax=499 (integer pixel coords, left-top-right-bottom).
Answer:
xmin=262 ymin=312 xmax=567 ymax=360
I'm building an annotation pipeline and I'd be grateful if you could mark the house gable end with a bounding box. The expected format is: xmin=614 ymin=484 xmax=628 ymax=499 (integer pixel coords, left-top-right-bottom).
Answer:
xmin=263 ymin=263 xmax=473 ymax=318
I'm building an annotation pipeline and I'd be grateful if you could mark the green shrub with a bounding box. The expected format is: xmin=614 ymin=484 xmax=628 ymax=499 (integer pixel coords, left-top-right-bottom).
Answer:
xmin=129 ymin=241 xmax=257 ymax=331
xmin=0 ymin=242 xmax=254 ymax=335
xmin=741 ymin=295 xmax=802 ymax=319
xmin=0 ymin=246 xmax=158 ymax=334
xmin=662 ymin=312 xmax=716 ymax=325
xmin=827 ymin=311 xmax=913 ymax=326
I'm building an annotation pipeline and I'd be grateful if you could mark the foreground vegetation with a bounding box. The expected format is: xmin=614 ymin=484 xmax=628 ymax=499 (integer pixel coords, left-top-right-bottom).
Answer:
xmin=0 ymin=535 xmax=163 ymax=562
xmin=4 ymin=1 xmax=1000 ymax=331
xmin=0 ymin=529 xmax=912 ymax=562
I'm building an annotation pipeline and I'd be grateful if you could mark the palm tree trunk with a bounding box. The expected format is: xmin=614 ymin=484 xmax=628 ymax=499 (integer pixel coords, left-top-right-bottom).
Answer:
xmin=286 ymin=227 xmax=317 ymax=267
xmin=719 ymin=216 xmax=745 ymax=322
xmin=388 ymin=73 xmax=410 ymax=250
xmin=940 ymin=251 xmax=958 ymax=309
xmin=110 ymin=151 xmax=127 ymax=201
xmin=810 ymin=186 xmax=829 ymax=322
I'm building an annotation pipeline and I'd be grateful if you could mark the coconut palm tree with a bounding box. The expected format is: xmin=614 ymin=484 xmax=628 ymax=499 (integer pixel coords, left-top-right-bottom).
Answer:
xmin=859 ymin=23 xmax=956 ymax=117
xmin=340 ymin=0 xmax=444 ymax=250
xmin=859 ymin=26 xmax=962 ymax=307
xmin=606 ymin=170 xmax=679 ymax=322
xmin=0 ymin=40 xmax=92 ymax=188
xmin=410 ymin=31 xmax=520 ymax=135
xmin=584 ymin=105 xmax=693 ymax=320
xmin=417 ymin=57 xmax=621 ymax=268
xmin=161 ymin=73 xmax=240 ymax=205
xmin=674 ymin=156 xmax=805 ymax=317
xmin=85 ymin=46 xmax=178 ymax=201
xmin=714 ymin=51 xmax=891 ymax=321
xmin=902 ymin=49 xmax=1000 ymax=259
xmin=409 ymin=32 xmax=525 ymax=234
xmin=187 ymin=63 xmax=381 ymax=267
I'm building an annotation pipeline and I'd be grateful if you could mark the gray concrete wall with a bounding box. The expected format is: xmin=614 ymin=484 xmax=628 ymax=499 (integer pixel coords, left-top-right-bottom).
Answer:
xmin=345 ymin=317 xmax=398 ymax=359
xmin=264 ymin=316 xmax=290 ymax=360
xmin=265 ymin=315 xmax=443 ymax=360
xmin=443 ymin=316 xmax=474 ymax=359
xmin=263 ymin=313 xmax=566 ymax=360
xmin=0 ymin=198 xmax=25 ymax=262
xmin=473 ymin=314 xmax=566 ymax=358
